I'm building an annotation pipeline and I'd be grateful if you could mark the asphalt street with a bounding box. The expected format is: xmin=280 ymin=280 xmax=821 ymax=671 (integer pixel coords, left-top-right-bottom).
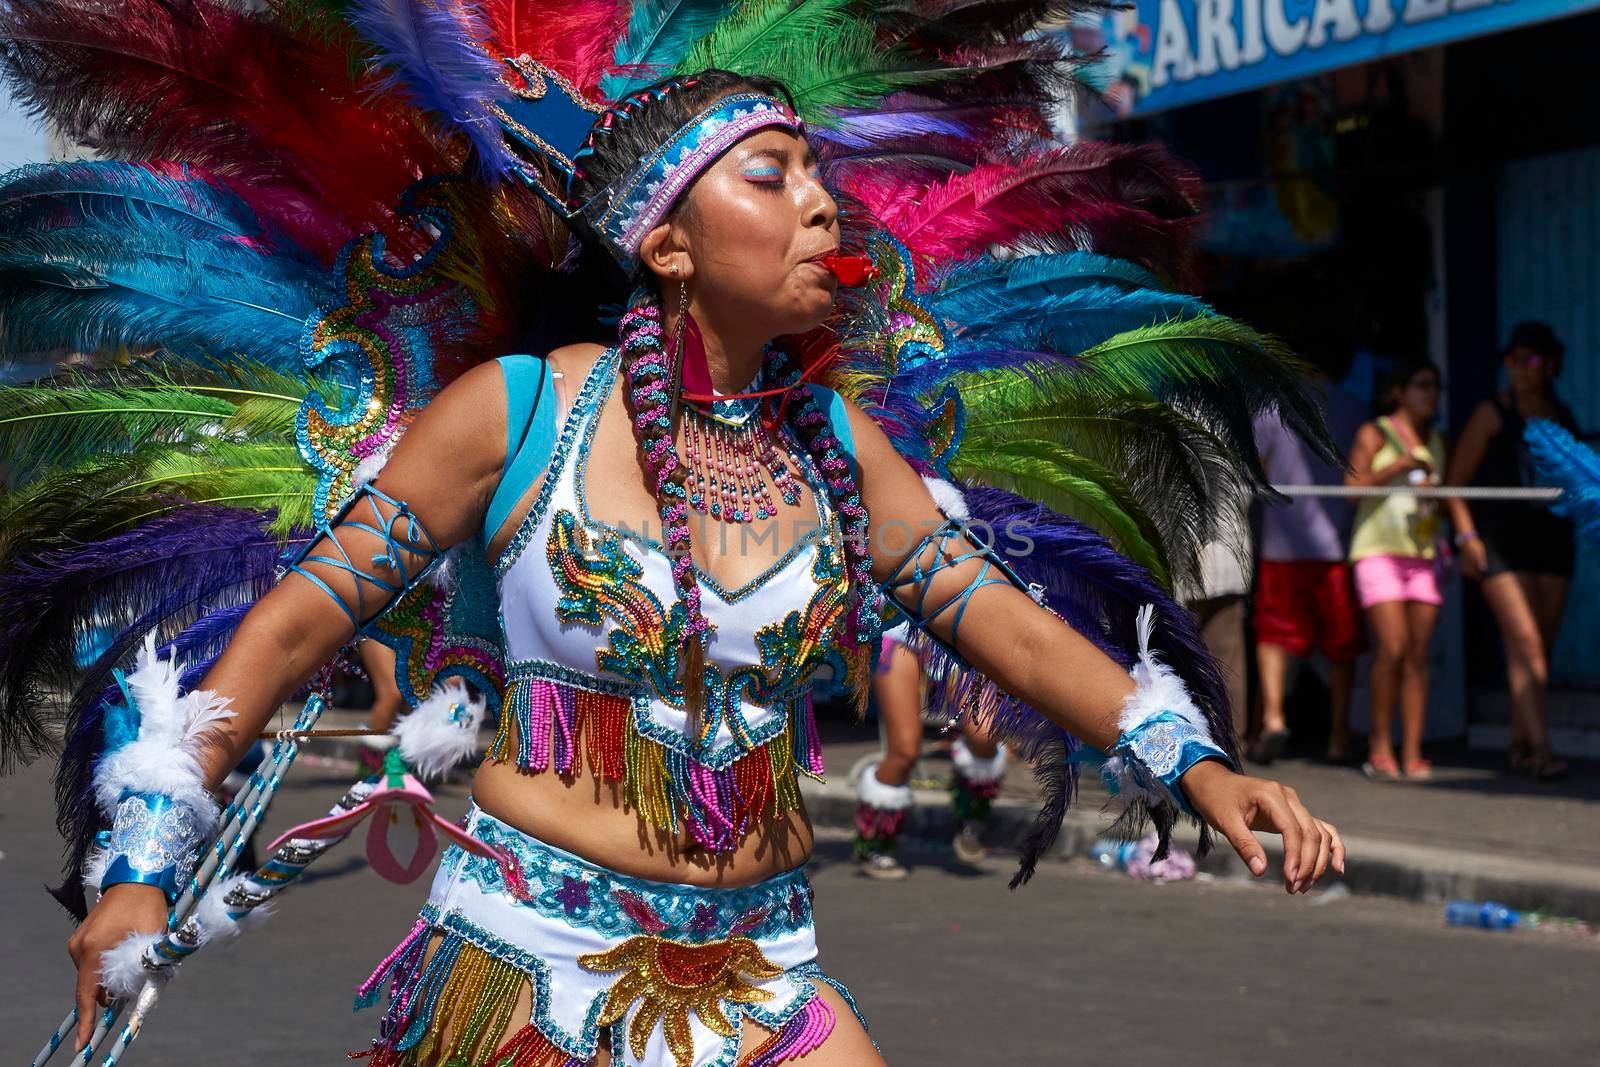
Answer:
xmin=2 ymin=757 xmax=1595 ymax=1066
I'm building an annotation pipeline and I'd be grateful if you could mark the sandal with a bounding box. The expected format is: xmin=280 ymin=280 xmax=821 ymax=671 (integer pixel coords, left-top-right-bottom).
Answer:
xmin=1249 ymin=728 xmax=1290 ymax=766
xmin=1402 ymin=758 xmax=1434 ymax=781
xmin=1362 ymin=754 xmax=1401 ymax=781
xmin=1528 ymin=749 xmax=1569 ymax=782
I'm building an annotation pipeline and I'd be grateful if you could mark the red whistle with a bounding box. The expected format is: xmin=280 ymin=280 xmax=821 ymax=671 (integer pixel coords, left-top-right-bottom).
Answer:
xmin=819 ymin=253 xmax=878 ymax=287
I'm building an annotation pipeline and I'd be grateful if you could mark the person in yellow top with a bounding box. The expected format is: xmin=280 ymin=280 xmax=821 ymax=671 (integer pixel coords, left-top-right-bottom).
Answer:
xmin=1346 ymin=362 xmax=1448 ymax=781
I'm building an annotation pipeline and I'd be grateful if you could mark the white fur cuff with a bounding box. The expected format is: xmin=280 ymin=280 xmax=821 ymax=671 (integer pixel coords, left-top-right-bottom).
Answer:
xmin=857 ymin=761 xmax=914 ymax=811
xmin=951 ymin=738 xmax=1008 ymax=783
xmin=92 ymin=633 xmax=232 ymax=828
xmin=189 ymin=875 xmax=274 ymax=945
xmin=99 ymin=932 xmax=172 ymax=1000
xmin=393 ymin=678 xmax=486 ymax=780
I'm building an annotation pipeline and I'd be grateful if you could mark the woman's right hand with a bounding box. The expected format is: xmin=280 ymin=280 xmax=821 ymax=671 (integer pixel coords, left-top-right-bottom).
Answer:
xmin=1459 ymin=535 xmax=1488 ymax=580
xmin=67 ymin=883 xmax=168 ymax=1050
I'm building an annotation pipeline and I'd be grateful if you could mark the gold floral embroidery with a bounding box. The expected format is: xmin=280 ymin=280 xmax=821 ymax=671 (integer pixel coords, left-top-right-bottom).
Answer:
xmin=579 ymin=935 xmax=782 ymax=1066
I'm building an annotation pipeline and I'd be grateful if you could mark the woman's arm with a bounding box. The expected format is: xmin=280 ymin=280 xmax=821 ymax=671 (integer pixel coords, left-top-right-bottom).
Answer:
xmin=1443 ymin=402 xmax=1501 ymax=579
xmin=842 ymin=400 xmax=1343 ymax=894
xmin=1344 ymin=421 xmax=1420 ymax=488
xmin=67 ymin=359 xmax=511 ymax=1046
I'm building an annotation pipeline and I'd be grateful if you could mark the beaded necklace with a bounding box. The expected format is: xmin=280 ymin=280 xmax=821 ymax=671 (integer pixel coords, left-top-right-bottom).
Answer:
xmin=680 ymin=377 xmax=803 ymax=522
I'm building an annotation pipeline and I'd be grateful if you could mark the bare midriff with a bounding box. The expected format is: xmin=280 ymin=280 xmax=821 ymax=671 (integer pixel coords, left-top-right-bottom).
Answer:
xmin=470 ymin=757 xmax=816 ymax=887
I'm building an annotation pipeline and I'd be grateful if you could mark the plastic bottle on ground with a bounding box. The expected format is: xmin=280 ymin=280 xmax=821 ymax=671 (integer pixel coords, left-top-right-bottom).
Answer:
xmin=1445 ymin=900 xmax=1521 ymax=930
xmin=1089 ymin=838 xmax=1141 ymax=871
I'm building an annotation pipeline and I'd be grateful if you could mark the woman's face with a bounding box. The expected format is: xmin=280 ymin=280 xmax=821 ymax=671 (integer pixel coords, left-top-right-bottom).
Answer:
xmin=1503 ymin=345 xmax=1558 ymax=393
xmin=665 ymin=127 xmax=840 ymax=335
xmin=1398 ymin=368 xmax=1440 ymax=420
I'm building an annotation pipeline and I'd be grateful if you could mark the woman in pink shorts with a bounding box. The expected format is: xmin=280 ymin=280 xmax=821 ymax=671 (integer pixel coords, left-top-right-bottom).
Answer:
xmin=1346 ymin=362 xmax=1447 ymax=781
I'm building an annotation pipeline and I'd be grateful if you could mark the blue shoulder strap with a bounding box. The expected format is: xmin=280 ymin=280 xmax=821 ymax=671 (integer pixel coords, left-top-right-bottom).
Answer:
xmin=807 ymin=384 xmax=857 ymax=476
xmin=485 ymin=355 xmax=557 ymax=541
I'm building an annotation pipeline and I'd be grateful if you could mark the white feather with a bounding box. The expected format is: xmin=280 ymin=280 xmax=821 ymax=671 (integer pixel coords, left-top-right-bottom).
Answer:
xmin=82 ymin=845 xmax=111 ymax=895
xmin=393 ymin=678 xmax=486 ymax=780
xmin=99 ymin=932 xmax=171 ymax=1000
xmin=191 ymin=875 xmax=273 ymax=944
xmin=1118 ymin=604 xmax=1208 ymax=738
xmin=352 ymin=442 xmax=395 ymax=486
xmin=951 ymin=738 xmax=1008 ymax=784
xmin=427 ymin=544 xmax=461 ymax=591
xmin=922 ymin=476 xmax=970 ymax=521
xmin=856 ymin=761 xmax=914 ymax=811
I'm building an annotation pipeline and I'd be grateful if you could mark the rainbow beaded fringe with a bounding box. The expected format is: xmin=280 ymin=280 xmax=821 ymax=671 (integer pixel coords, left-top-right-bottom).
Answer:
xmin=488 ymin=674 xmax=825 ymax=851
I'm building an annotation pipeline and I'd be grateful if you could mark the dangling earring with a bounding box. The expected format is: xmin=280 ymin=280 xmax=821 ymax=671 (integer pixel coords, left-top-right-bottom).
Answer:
xmin=667 ymin=269 xmax=688 ymax=427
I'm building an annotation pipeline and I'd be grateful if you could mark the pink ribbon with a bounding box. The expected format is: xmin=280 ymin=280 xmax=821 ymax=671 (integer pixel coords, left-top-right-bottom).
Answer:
xmin=265 ymin=773 xmax=501 ymax=884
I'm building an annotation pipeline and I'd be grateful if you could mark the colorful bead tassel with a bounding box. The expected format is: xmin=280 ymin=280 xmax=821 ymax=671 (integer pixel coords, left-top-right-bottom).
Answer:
xmin=744 ymin=993 xmax=837 ymax=1065
xmin=353 ymin=931 xmax=581 ymax=1067
xmin=491 ymin=675 xmax=825 ymax=853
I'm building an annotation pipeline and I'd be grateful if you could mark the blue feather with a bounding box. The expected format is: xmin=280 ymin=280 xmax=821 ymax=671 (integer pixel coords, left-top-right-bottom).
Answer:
xmin=347 ymin=0 xmax=517 ymax=177
xmin=0 ymin=161 xmax=331 ymax=369
xmin=1526 ymin=418 xmax=1600 ymax=546
xmin=929 ymin=260 xmax=1209 ymax=354
xmin=601 ymin=0 xmax=726 ymax=99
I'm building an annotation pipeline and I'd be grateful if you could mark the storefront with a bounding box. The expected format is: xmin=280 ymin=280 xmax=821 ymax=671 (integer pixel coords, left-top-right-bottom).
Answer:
xmin=1057 ymin=1 xmax=1600 ymax=753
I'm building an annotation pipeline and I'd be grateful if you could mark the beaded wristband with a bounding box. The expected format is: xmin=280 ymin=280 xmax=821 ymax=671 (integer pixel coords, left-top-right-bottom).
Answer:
xmin=1104 ymin=711 xmax=1234 ymax=818
xmin=99 ymin=790 xmax=209 ymax=903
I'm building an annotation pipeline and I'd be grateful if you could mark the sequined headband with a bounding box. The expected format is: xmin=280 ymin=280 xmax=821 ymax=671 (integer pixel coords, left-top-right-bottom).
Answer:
xmin=571 ymin=93 xmax=805 ymax=262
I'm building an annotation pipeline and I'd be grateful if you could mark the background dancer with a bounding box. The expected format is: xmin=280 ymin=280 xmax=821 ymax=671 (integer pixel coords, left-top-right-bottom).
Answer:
xmin=855 ymin=628 xmax=1008 ymax=879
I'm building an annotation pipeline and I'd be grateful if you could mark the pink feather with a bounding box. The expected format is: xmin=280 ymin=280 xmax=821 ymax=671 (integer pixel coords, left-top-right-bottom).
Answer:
xmin=848 ymin=143 xmax=1202 ymax=282
xmin=479 ymin=0 xmax=629 ymax=99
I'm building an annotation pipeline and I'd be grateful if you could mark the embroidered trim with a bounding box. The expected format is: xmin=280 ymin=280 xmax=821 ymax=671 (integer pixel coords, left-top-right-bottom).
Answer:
xmin=363 ymin=894 xmax=841 ymax=1064
xmin=572 ymin=353 xmax=841 ymax=604
xmin=494 ymin=347 xmax=621 ymax=579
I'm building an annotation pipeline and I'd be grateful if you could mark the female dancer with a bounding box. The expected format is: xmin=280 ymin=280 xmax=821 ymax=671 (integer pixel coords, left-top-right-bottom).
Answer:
xmin=59 ymin=74 xmax=1340 ymax=1064
xmin=1346 ymin=362 xmax=1447 ymax=781
xmin=0 ymin=5 xmax=1346 ymax=1064
xmin=1445 ymin=323 xmax=1575 ymax=780
xmin=856 ymin=628 xmax=1008 ymax=879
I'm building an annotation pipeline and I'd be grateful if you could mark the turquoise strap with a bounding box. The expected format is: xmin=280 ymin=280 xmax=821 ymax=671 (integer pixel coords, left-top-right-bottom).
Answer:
xmin=808 ymin=384 xmax=856 ymax=477
xmin=485 ymin=355 xmax=557 ymax=541
xmin=881 ymin=519 xmax=1031 ymax=663
xmin=287 ymin=484 xmax=445 ymax=635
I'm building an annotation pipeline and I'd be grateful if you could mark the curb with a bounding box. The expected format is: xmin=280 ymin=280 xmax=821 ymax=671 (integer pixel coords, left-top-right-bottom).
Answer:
xmin=305 ymin=733 xmax=1600 ymax=923
xmin=798 ymin=780 xmax=1600 ymax=923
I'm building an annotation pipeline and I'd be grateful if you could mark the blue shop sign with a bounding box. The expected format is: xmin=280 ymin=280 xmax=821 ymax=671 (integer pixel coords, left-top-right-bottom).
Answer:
xmin=1060 ymin=0 xmax=1600 ymax=116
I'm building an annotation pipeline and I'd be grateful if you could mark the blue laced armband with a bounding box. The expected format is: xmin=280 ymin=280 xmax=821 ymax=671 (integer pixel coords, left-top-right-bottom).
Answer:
xmin=880 ymin=518 xmax=1037 ymax=664
xmin=286 ymin=484 xmax=447 ymax=637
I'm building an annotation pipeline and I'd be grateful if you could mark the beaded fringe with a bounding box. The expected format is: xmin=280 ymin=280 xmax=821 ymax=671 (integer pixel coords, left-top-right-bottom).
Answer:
xmin=356 ymin=923 xmax=835 ymax=1066
xmin=354 ymin=928 xmax=579 ymax=1067
xmin=744 ymin=994 xmax=836 ymax=1066
xmin=491 ymin=676 xmax=825 ymax=851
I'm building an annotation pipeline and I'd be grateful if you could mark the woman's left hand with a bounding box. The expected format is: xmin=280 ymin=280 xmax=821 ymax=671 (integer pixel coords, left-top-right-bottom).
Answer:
xmin=1179 ymin=759 xmax=1346 ymax=894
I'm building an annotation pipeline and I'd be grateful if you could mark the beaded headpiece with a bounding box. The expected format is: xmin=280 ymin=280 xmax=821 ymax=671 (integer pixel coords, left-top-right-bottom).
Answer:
xmin=490 ymin=57 xmax=801 ymax=265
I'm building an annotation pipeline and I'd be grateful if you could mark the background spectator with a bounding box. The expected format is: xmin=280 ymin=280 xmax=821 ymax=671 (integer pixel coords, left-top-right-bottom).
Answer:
xmin=1444 ymin=322 xmax=1575 ymax=780
xmin=1347 ymin=361 xmax=1447 ymax=781
xmin=1251 ymin=372 xmax=1367 ymax=764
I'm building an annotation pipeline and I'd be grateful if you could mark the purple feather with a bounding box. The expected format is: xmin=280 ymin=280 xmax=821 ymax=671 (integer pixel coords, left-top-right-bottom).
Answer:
xmin=916 ymin=487 xmax=1234 ymax=887
xmin=347 ymin=0 xmax=518 ymax=177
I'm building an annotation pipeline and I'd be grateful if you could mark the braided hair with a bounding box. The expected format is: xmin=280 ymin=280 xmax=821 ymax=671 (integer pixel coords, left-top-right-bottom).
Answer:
xmin=568 ymin=71 xmax=879 ymax=724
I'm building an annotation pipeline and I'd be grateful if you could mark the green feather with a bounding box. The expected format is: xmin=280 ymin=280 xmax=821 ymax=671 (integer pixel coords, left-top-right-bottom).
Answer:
xmin=953 ymin=370 xmax=1232 ymax=589
xmin=681 ymin=0 xmax=957 ymax=121
xmin=949 ymin=438 xmax=1170 ymax=585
